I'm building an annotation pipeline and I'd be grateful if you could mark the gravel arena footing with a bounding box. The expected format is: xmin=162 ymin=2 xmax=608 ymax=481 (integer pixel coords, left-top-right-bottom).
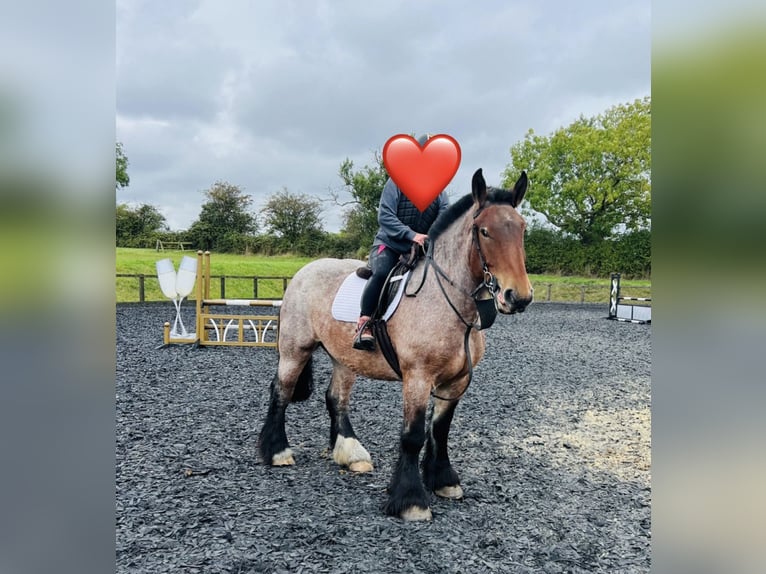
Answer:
xmin=116 ymin=302 xmax=651 ymax=573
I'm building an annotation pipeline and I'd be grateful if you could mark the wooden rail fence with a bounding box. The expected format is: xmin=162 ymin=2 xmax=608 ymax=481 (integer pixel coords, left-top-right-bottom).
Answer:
xmin=117 ymin=274 xmax=291 ymax=302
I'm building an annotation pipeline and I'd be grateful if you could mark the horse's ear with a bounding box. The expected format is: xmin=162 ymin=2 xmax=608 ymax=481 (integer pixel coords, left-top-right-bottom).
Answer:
xmin=509 ymin=171 xmax=528 ymax=207
xmin=472 ymin=168 xmax=487 ymax=208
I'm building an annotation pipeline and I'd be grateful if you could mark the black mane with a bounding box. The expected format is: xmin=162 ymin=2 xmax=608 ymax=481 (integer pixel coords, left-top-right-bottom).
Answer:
xmin=428 ymin=187 xmax=516 ymax=241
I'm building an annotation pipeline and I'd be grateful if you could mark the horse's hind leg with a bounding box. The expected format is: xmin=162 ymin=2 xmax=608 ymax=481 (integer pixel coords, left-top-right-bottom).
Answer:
xmin=422 ymin=396 xmax=463 ymax=499
xmin=325 ymin=360 xmax=373 ymax=473
xmin=258 ymin=350 xmax=314 ymax=466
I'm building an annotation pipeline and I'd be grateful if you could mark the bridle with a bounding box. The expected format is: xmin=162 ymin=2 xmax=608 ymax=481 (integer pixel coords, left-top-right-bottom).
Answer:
xmin=406 ymin=206 xmax=503 ymax=401
xmin=408 ymin=207 xmax=501 ymax=327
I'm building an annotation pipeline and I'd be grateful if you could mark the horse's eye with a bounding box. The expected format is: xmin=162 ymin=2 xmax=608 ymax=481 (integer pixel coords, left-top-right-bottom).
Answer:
xmin=480 ymin=227 xmax=490 ymax=238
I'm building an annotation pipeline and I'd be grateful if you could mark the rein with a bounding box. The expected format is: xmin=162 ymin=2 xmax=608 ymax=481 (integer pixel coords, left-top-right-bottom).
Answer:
xmin=405 ymin=218 xmax=501 ymax=402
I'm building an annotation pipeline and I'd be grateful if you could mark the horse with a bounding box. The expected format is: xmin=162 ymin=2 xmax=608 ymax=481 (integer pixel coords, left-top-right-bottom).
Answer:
xmin=258 ymin=168 xmax=532 ymax=521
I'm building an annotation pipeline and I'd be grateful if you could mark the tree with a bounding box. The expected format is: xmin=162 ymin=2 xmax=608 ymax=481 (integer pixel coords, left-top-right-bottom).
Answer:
xmin=261 ymin=188 xmax=324 ymax=248
xmin=115 ymin=203 xmax=167 ymax=246
xmin=187 ymin=181 xmax=257 ymax=251
xmin=503 ymin=97 xmax=651 ymax=244
xmin=116 ymin=142 xmax=130 ymax=190
xmin=336 ymin=152 xmax=389 ymax=249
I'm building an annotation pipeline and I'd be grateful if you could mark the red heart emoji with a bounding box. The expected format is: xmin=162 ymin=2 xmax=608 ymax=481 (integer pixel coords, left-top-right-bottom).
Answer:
xmin=382 ymin=134 xmax=461 ymax=212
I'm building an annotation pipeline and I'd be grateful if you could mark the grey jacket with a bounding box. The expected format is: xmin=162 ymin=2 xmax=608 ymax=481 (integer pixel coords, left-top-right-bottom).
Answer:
xmin=372 ymin=177 xmax=450 ymax=254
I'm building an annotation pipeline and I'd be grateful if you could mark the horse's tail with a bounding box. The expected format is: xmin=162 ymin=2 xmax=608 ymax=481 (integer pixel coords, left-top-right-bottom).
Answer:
xmin=291 ymin=355 xmax=314 ymax=402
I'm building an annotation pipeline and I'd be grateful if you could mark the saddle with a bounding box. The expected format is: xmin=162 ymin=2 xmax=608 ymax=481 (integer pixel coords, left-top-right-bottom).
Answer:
xmin=356 ymin=245 xmax=420 ymax=314
xmin=356 ymin=244 xmax=423 ymax=378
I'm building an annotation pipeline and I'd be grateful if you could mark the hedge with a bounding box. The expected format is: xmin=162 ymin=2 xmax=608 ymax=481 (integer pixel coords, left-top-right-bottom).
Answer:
xmin=524 ymin=228 xmax=650 ymax=278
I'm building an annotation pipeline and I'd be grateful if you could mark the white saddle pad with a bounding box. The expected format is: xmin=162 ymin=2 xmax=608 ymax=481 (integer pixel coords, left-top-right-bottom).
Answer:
xmin=331 ymin=270 xmax=410 ymax=323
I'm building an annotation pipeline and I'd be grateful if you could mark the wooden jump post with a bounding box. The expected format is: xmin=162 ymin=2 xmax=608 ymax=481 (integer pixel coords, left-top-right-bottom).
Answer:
xmin=162 ymin=251 xmax=282 ymax=347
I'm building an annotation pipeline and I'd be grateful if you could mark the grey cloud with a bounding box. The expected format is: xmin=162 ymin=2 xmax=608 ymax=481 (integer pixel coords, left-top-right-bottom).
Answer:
xmin=117 ymin=0 xmax=650 ymax=232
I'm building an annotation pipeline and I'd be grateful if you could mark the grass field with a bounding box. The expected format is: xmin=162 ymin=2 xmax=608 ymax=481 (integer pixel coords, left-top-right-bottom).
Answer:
xmin=116 ymin=247 xmax=651 ymax=304
xmin=116 ymin=248 xmax=314 ymax=303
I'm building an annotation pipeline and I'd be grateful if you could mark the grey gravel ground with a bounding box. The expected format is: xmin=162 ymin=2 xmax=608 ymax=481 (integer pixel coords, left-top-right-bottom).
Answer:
xmin=116 ymin=302 xmax=651 ymax=573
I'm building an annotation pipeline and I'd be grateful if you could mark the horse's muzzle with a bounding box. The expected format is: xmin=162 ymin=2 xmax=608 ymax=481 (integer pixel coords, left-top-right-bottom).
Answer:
xmin=499 ymin=288 xmax=533 ymax=314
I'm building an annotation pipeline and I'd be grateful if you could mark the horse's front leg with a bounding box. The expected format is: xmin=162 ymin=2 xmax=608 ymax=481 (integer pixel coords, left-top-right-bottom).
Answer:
xmin=383 ymin=376 xmax=432 ymax=521
xmin=422 ymin=394 xmax=463 ymax=500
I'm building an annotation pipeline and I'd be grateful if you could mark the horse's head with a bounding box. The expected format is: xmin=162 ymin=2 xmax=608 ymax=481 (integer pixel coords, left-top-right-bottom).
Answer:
xmin=470 ymin=168 xmax=533 ymax=314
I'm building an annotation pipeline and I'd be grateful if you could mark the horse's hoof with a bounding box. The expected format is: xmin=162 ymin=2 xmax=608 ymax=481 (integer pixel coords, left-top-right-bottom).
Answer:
xmin=434 ymin=484 xmax=464 ymax=499
xmin=349 ymin=460 xmax=374 ymax=473
xmin=271 ymin=448 xmax=295 ymax=466
xmin=333 ymin=436 xmax=372 ymax=470
xmin=400 ymin=506 xmax=433 ymax=522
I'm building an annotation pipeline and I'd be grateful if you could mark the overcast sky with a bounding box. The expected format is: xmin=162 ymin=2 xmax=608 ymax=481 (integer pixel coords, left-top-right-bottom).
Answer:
xmin=116 ymin=0 xmax=650 ymax=232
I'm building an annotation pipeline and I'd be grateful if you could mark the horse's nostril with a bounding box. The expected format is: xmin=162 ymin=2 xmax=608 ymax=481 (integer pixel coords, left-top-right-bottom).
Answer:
xmin=506 ymin=288 xmax=531 ymax=311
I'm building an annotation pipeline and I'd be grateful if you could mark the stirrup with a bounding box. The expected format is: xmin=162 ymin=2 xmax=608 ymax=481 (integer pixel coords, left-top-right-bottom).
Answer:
xmin=353 ymin=319 xmax=375 ymax=351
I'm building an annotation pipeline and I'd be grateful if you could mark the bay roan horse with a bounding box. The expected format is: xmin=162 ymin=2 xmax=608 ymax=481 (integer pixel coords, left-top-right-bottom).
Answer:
xmin=258 ymin=168 xmax=532 ymax=521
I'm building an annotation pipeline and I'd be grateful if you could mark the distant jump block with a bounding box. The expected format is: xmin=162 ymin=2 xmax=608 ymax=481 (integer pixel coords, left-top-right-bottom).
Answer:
xmin=608 ymin=273 xmax=651 ymax=324
xmin=615 ymin=303 xmax=651 ymax=323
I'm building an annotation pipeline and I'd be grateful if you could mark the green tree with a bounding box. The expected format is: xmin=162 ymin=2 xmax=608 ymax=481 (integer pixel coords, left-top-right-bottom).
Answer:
xmin=261 ymin=187 xmax=324 ymax=249
xmin=503 ymin=97 xmax=651 ymax=244
xmin=115 ymin=203 xmax=167 ymax=246
xmin=336 ymin=152 xmax=388 ymax=250
xmin=187 ymin=181 xmax=257 ymax=251
xmin=116 ymin=142 xmax=130 ymax=190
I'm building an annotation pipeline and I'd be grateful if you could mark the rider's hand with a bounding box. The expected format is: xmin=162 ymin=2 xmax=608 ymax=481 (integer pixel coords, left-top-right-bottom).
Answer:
xmin=413 ymin=233 xmax=428 ymax=246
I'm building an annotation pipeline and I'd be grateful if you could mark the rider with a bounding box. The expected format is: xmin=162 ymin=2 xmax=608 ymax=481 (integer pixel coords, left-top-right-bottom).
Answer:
xmin=353 ymin=134 xmax=450 ymax=351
